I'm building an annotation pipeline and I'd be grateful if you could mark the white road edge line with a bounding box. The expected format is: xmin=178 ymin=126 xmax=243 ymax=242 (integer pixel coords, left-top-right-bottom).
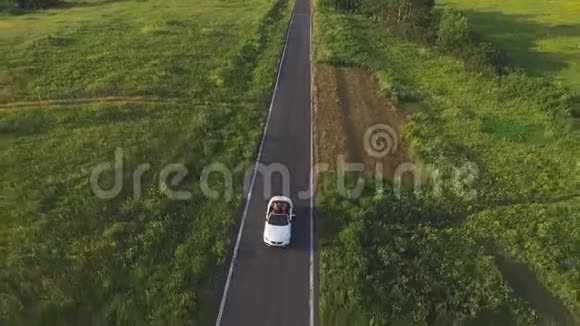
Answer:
xmin=308 ymin=2 xmax=315 ymax=326
xmin=215 ymin=6 xmax=297 ymax=326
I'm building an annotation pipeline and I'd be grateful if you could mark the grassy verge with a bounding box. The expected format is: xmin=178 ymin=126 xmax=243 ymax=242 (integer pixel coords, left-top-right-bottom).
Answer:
xmin=314 ymin=2 xmax=579 ymax=325
xmin=0 ymin=0 xmax=293 ymax=323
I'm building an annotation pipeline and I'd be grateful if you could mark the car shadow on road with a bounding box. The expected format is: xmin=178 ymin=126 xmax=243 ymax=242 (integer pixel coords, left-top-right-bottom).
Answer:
xmin=286 ymin=204 xmax=312 ymax=253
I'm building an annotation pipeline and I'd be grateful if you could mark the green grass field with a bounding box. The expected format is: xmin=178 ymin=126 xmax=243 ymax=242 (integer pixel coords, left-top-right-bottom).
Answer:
xmin=0 ymin=0 xmax=293 ymax=323
xmin=439 ymin=0 xmax=580 ymax=92
xmin=314 ymin=1 xmax=579 ymax=324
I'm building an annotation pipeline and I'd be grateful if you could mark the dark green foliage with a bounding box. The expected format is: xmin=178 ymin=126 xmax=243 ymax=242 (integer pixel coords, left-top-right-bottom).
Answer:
xmin=321 ymin=0 xmax=435 ymax=32
xmin=436 ymin=8 xmax=469 ymax=50
xmin=0 ymin=0 xmax=16 ymax=12
xmin=461 ymin=39 xmax=508 ymax=72
xmin=318 ymin=177 xmax=537 ymax=325
xmin=319 ymin=0 xmax=509 ymax=72
xmin=433 ymin=8 xmax=509 ymax=72
xmin=15 ymin=0 xmax=58 ymax=10
xmin=375 ymin=70 xmax=419 ymax=103
xmin=363 ymin=0 xmax=434 ymax=25
xmin=320 ymin=0 xmax=362 ymax=13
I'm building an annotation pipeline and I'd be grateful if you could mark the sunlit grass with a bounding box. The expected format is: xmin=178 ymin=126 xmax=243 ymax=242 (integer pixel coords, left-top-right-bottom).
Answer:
xmin=0 ymin=0 xmax=277 ymax=102
xmin=439 ymin=0 xmax=580 ymax=92
xmin=0 ymin=0 xmax=293 ymax=323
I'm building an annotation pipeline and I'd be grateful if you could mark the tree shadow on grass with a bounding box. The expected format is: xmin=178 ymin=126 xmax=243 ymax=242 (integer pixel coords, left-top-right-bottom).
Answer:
xmin=457 ymin=9 xmax=580 ymax=78
xmin=489 ymin=249 xmax=576 ymax=325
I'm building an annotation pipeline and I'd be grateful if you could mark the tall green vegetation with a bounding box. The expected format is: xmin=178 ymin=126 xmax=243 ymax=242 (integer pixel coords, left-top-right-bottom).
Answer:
xmin=314 ymin=0 xmax=579 ymax=324
xmin=321 ymin=0 xmax=434 ymax=35
xmin=319 ymin=0 xmax=511 ymax=70
xmin=319 ymin=179 xmax=537 ymax=325
xmin=433 ymin=8 xmax=508 ymax=72
xmin=1 ymin=0 xmax=58 ymax=12
xmin=0 ymin=0 xmax=293 ymax=323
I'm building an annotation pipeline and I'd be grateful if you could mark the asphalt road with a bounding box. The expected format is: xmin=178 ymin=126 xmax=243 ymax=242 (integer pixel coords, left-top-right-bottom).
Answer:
xmin=215 ymin=0 xmax=315 ymax=325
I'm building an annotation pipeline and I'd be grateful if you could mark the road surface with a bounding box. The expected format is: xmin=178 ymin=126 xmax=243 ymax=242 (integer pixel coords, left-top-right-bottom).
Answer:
xmin=215 ymin=0 xmax=316 ymax=325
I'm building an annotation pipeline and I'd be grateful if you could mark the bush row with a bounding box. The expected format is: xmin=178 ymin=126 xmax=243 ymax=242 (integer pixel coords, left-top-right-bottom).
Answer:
xmin=318 ymin=0 xmax=509 ymax=73
xmin=320 ymin=0 xmax=579 ymax=117
xmin=1 ymin=0 xmax=59 ymax=12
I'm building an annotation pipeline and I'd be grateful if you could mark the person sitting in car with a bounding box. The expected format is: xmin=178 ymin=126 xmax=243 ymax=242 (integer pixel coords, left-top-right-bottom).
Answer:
xmin=270 ymin=202 xmax=282 ymax=214
xmin=280 ymin=202 xmax=289 ymax=214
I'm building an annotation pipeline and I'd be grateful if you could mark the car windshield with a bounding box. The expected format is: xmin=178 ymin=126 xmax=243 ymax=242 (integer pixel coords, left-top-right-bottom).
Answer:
xmin=268 ymin=213 xmax=289 ymax=226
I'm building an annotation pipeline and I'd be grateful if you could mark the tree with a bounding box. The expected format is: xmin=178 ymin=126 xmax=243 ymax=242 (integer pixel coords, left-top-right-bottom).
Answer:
xmin=15 ymin=0 xmax=59 ymax=10
xmin=361 ymin=0 xmax=433 ymax=26
xmin=436 ymin=8 xmax=470 ymax=50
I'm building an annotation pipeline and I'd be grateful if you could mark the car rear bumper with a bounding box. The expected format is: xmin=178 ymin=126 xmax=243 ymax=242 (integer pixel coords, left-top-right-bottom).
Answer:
xmin=263 ymin=239 xmax=289 ymax=247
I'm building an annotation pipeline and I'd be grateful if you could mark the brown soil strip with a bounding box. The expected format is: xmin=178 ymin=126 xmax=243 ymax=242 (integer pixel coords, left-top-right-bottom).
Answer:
xmin=314 ymin=64 xmax=410 ymax=181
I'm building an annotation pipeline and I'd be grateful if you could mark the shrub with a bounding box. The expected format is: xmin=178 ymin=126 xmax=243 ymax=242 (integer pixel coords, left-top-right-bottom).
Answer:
xmin=375 ymin=70 xmax=418 ymax=103
xmin=322 ymin=0 xmax=434 ymax=32
xmin=322 ymin=0 xmax=363 ymax=13
xmin=436 ymin=8 xmax=469 ymax=51
xmin=14 ymin=0 xmax=59 ymax=10
xmin=434 ymin=8 xmax=508 ymax=72
xmin=1 ymin=0 xmax=16 ymax=12
xmin=463 ymin=39 xmax=508 ymax=72
xmin=571 ymin=96 xmax=580 ymax=118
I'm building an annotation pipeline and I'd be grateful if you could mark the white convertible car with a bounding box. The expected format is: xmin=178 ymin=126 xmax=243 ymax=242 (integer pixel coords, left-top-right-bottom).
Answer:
xmin=263 ymin=196 xmax=294 ymax=247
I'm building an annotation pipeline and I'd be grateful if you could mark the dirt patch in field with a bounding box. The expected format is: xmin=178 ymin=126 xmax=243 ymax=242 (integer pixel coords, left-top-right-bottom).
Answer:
xmin=314 ymin=64 xmax=411 ymax=182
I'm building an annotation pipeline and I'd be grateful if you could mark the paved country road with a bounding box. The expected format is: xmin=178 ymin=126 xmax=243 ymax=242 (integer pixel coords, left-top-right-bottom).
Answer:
xmin=215 ymin=0 xmax=316 ymax=325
